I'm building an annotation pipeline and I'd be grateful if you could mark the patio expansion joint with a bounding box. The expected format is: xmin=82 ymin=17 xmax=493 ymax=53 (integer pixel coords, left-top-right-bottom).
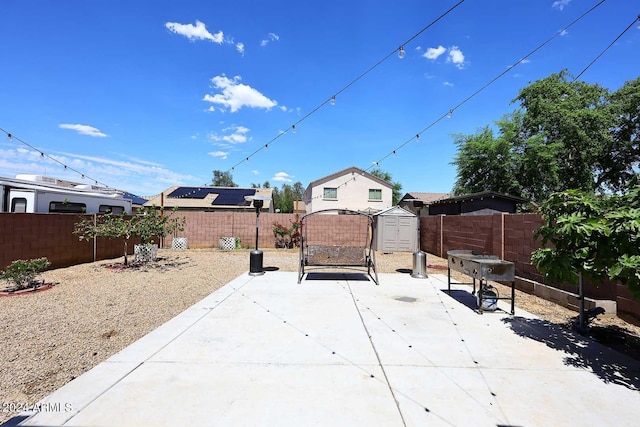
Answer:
xmin=50 ymin=275 xmax=256 ymax=426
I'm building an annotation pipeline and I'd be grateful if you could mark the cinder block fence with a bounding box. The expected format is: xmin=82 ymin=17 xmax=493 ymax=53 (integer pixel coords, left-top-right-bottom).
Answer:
xmin=1 ymin=211 xmax=639 ymax=324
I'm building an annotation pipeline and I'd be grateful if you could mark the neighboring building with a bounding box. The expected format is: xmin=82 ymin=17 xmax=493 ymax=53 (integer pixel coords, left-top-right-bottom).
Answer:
xmin=427 ymin=191 xmax=527 ymax=216
xmin=398 ymin=192 xmax=450 ymax=216
xmin=303 ymin=166 xmax=393 ymax=214
xmin=144 ymin=186 xmax=274 ymax=212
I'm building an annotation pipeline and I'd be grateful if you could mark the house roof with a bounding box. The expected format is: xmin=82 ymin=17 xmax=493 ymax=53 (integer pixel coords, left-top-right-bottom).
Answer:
xmin=122 ymin=193 xmax=149 ymax=205
xmin=429 ymin=191 xmax=528 ymax=205
xmin=305 ymin=166 xmax=393 ymax=192
xmin=144 ymin=186 xmax=273 ymax=209
xmin=400 ymin=192 xmax=450 ymax=204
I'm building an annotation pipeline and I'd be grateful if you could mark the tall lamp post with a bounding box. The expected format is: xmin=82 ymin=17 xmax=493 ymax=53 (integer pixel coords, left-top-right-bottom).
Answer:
xmin=246 ymin=196 xmax=271 ymax=276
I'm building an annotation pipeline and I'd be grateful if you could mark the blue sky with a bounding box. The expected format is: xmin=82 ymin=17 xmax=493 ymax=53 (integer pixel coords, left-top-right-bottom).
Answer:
xmin=1 ymin=0 xmax=638 ymax=197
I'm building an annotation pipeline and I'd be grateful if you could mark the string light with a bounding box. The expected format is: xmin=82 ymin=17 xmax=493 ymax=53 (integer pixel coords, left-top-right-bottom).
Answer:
xmin=224 ymin=1 xmax=466 ymax=173
xmin=292 ymin=125 xmax=296 ymax=133
xmin=416 ymin=134 xmax=420 ymax=142
xmin=330 ymin=96 xmax=336 ymax=106
xmin=364 ymin=0 xmax=608 ymax=180
xmin=0 ymin=127 xmax=119 ymax=190
xmin=398 ymin=46 xmax=406 ymax=59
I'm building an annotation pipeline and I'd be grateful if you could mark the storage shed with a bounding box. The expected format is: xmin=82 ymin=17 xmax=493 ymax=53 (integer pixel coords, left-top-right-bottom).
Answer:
xmin=374 ymin=206 xmax=419 ymax=253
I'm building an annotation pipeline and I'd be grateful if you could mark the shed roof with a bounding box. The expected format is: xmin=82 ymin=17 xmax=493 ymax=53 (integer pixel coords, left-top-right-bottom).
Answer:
xmin=374 ymin=205 xmax=416 ymax=217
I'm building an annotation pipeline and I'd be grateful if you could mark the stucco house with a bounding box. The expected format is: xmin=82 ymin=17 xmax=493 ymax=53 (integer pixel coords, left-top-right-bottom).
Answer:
xmin=144 ymin=186 xmax=274 ymax=212
xmin=303 ymin=166 xmax=393 ymax=214
xmin=398 ymin=191 xmax=450 ymax=216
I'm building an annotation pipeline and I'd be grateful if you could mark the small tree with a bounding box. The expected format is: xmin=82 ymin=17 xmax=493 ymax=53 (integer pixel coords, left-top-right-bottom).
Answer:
xmin=73 ymin=206 xmax=183 ymax=265
xmin=74 ymin=212 xmax=135 ymax=265
xmin=165 ymin=208 xmax=187 ymax=238
xmin=530 ymin=184 xmax=640 ymax=330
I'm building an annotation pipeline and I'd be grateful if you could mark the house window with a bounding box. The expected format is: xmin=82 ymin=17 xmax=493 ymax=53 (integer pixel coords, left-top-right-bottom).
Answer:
xmin=11 ymin=198 xmax=27 ymax=213
xmin=369 ymin=189 xmax=382 ymax=201
xmin=49 ymin=201 xmax=86 ymax=213
xmin=99 ymin=205 xmax=125 ymax=214
xmin=323 ymin=187 xmax=337 ymax=199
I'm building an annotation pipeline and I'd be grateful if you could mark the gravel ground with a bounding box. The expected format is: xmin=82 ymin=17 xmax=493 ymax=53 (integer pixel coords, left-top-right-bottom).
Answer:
xmin=2 ymin=248 xmax=640 ymax=423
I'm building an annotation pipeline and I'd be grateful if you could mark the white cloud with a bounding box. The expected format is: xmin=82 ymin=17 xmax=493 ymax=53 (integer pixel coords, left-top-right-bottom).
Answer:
xmin=209 ymin=125 xmax=251 ymax=144
xmin=0 ymin=147 xmax=200 ymax=196
xmin=443 ymin=81 xmax=454 ymax=87
xmin=423 ymin=45 xmax=446 ymax=60
xmin=552 ymin=0 xmax=571 ymax=11
xmin=59 ymin=124 xmax=107 ymax=137
xmin=260 ymin=32 xmax=280 ymax=47
xmin=279 ymin=106 xmax=288 ymax=112
xmin=203 ymin=75 xmax=277 ymax=113
xmin=252 ymin=170 xmax=259 ymax=175
xmin=209 ymin=151 xmax=228 ymax=160
xmin=447 ymin=46 xmax=466 ymax=69
xmin=165 ymin=20 xmax=224 ymax=43
xmin=236 ymin=42 xmax=245 ymax=54
xmin=272 ymin=171 xmax=293 ymax=182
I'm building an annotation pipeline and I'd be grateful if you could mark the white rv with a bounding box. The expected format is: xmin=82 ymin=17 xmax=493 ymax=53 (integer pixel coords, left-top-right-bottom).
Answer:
xmin=0 ymin=174 xmax=132 ymax=214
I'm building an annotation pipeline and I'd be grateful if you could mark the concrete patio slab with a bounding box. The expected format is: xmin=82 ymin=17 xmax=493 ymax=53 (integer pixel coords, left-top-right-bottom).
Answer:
xmin=9 ymin=272 xmax=640 ymax=427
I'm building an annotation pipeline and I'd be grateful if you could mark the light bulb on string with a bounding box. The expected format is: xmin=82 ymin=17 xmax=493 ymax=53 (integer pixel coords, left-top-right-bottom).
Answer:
xmin=416 ymin=134 xmax=420 ymax=142
xmin=398 ymin=46 xmax=406 ymax=59
xmin=446 ymin=109 xmax=454 ymax=119
xmin=264 ymin=144 xmax=269 ymax=150
xmin=7 ymin=133 xmax=12 ymax=141
xmin=40 ymin=152 xmax=44 ymax=158
xmin=292 ymin=125 xmax=296 ymax=133
xmin=392 ymin=150 xmax=396 ymax=157
xmin=330 ymin=96 xmax=336 ymax=106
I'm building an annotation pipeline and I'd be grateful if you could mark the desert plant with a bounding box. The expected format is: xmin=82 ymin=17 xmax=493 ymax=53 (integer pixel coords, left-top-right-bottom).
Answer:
xmin=0 ymin=257 xmax=51 ymax=291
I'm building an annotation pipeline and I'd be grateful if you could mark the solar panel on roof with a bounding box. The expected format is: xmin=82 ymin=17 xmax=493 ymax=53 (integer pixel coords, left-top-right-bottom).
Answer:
xmin=167 ymin=187 xmax=212 ymax=199
xmin=166 ymin=187 xmax=257 ymax=206
xmin=211 ymin=189 xmax=256 ymax=206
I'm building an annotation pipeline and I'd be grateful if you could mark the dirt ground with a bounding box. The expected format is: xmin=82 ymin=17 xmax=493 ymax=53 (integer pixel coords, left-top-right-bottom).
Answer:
xmin=1 ymin=248 xmax=640 ymax=423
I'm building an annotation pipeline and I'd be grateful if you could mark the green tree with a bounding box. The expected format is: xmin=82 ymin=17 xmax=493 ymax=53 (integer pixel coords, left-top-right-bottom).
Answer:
xmin=370 ymin=169 xmax=403 ymax=205
xmin=514 ymin=70 xmax=615 ymax=193
xmin=212 ymin=170 xmax=238 ymax=187
xmin=271 ymin=181 xmax=304 ymax=213
xmin=451 ymin=121 xmax=522 ymax=197
xmin=531 ymin=177 xmax=640 ymax=329
xmin=452 ymin=71 xmax=638 ymax=202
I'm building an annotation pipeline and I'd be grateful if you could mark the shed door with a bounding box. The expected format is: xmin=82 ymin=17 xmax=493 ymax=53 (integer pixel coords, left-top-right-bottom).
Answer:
xmin=380 ymin=216 xmax=417 ymax=252
xmin=381 ymin=216 xmax=399 ymax=251
xmin=396 ymin=216 xmax=416 ymax=251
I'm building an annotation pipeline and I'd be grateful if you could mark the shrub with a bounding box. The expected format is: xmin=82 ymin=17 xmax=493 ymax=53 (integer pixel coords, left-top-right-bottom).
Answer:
xmin=272 ymin=220 xmax=301 ymax=249
xmin=0 ymin=257 xmax=51 ymax=290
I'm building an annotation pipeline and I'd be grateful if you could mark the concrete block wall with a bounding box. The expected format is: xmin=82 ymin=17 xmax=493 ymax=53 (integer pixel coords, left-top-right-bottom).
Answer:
xmin=0 ymin=213 xmax=128 ymax=269
xmin=300 ymin=214 xmax=370 ymax=247
xmin=419 ymin=212 xmax=640 ymax=324
xmin=3 ymin=211 xmax=639 ymax=324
